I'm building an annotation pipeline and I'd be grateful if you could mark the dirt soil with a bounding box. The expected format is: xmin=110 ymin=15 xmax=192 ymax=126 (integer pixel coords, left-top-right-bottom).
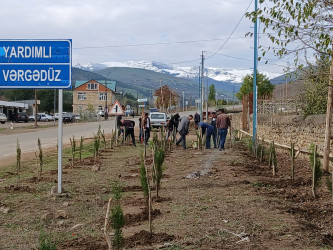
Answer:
xmin=1 ymin=129 xmax=333 ymax=249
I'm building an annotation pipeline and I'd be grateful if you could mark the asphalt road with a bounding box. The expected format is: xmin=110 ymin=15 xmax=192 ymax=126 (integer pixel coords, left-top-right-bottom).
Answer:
xmin=0 ymin=110 xmax=201 ymax=163
xmin=0 ymin=117 xmax=121 ymax=160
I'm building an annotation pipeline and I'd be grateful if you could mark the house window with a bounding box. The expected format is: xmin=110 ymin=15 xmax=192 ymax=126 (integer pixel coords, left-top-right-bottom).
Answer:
xmin=78 ymin=92 xmax=86 ymax=100
xmin=87 ymin=83 xmax=97 ymax=90
xmin=99 ymin=93 xmax=107 ymax=101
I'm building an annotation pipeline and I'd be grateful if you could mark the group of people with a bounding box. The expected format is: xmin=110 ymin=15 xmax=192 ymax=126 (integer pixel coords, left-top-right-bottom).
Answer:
xmin=117 ymin=113 xmax=151 ymax=146
xmin=174 ymin=108 xmax=231 ymax=151
xmin=197 ymin=109 xmax=231 ymax=151
xmin=116 ymin=108 xmax=231 ymax=152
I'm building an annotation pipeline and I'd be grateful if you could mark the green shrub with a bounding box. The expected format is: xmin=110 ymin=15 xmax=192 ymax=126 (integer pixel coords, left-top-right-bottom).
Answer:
xmin=38 ymin=230 xmax=56 ymax=250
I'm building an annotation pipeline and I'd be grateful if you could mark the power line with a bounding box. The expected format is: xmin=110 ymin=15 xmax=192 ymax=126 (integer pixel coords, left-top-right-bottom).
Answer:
xmin=73 ymin=37 xmax=248 ymax=50
xmin=206 ymin=0 xmax=254 ymax=60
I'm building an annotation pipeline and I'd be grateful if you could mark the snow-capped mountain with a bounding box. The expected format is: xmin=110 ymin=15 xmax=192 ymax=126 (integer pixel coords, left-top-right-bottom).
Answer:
xmin=74 ymin=61 xmax=281 ymax=83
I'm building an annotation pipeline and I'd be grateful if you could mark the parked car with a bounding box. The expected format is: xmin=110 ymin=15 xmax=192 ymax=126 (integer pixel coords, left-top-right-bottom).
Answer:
xmin=124 ymin=109 xmax=134 ymax=117
xmin=149 ymin=112 xmax=168 ymax=128
xmin=39 ymin=113 xmax=54 ymax=122
xmin=73 ymin=114 xmax=80 ymax=122
xmin=149 ymin=108 xmax=158 ymax=113
xmin=63 ymin=113 xmax=75 ymax=123
xmin=13 ymin=112 xmax=29 ymax=123
xmin=96 ymin=110 xmax=105 ymax=117
xmin=0 ymin=113 xmax=7 ymax=124
xmin=54 ymin=112 xmax=67 ymax=120
xmin=29 ymin=113 xmax=43 ymax=121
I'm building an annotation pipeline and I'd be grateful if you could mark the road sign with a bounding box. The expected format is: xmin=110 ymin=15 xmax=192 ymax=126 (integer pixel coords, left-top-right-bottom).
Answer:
xmin=109 ymin=100 xmax=124 ymax=115
xmin=137 ymin=98 xmax=147 ymax=102
xmin=0 ymin=39 xmax=72 ymax=89
xmin=138 ymin=104 xmax=145 ymax=108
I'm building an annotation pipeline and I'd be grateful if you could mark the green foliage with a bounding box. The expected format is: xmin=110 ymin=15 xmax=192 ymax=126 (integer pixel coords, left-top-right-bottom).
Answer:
xmin=246 ymin=0 xmax=332 ymax=64
xmin=38 ymin=230 xmax=56 ymax=250
xmin=70 ymin=135 xmax=76 ymax=167
xmin=93 ymin=134 xmax=100 ymax=161
xmin=299 ymin=56 xmax=330 ymax=116
xmin=16 ymin=139 xmax=21 ymax=187
xmin=79 ymin=136 xmax=84 ymax=163
xmin=309 ymin=143 xmax=322 ymax=186
xmin=16 ymin=139 xmax=21 ymax=174
xmin=235 ymin=72 xmax=274 ymax=100
xmin=208 ymin=84 xmax=216 ymax=105
xmin=140 ymin=155 xmax=149 ymax=199
xmin=111 ymin=180 xmax=123 ymax=201
xmin=154 ymin=147 xmax=165 ymax=198
xmin=110 ymin=204 xmax=125 ymax=249
xmin=101 ymin=130 xmax=106 ymax=149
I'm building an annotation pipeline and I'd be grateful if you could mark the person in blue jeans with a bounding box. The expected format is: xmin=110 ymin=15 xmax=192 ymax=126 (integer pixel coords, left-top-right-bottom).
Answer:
xmin=198 ymin=122 xmax=214 ymax=149
xmin=216 ymin=109 xmax=231 ymax=151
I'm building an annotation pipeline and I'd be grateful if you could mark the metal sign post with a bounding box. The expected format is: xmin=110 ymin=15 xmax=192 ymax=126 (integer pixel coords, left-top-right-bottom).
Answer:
xmin=0 ymin=39 xmax=72 ymax=194
xmin=57 ymin=90 xmax=63 ymax=193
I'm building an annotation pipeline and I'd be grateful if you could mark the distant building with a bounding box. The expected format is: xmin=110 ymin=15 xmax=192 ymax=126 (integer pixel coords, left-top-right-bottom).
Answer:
xmin=72 ymin=79 xmax=116 ymax=114
xmin=0 ymin=100 xmax=29 ymax=119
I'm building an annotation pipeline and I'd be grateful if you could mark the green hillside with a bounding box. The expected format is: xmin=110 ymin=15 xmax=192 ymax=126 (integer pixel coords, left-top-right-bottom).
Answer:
xmin=95 ymin=67 xmax=199 ymax=98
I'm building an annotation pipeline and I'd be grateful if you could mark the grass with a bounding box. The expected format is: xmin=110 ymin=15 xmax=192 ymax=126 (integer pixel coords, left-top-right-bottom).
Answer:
xmin=0 ymin=133 xmax=145 ymax=249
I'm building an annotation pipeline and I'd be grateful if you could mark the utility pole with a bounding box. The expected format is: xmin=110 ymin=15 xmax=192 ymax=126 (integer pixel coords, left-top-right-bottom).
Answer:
xmin=323 ymin=43 xmax=333 ymax=172
xmin=34 ymin=89 xmax=38 ymax=128
xmin=206 ymin=78 xmax=208 ymax=121
xmin=160 ymin=80 xmax=164 ymax=112
xmin=136 ymin=92 xmax=139 ymax=116
xmin=182 ymin=91 xmax=185 ymax=112
xmin=169 ymin=91 xmax=171 ymax=114
xmin=253 ymin=0 xmax=258 ymax=140
xmin=105 ymin=80 xmax=108 ymax=119
xmin=233 ymin=86 xmax=235 ymax=111
xmin=198 ymin=65 xmax=201 ymax=111
xmin=201 ymin=52 xmax=205 ymax=122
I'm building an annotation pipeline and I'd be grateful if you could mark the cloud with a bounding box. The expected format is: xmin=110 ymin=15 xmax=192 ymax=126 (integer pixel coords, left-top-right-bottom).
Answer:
xmin=0 ymin=0 xmax=287 ymax=74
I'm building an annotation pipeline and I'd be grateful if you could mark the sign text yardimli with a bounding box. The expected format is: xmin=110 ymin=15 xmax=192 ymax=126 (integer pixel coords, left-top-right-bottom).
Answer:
xmin=0 ymin=40 xmax=72 ymax=89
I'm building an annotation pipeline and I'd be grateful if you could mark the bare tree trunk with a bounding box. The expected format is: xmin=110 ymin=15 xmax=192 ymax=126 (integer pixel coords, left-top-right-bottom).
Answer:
xmin=323 ymin=44 xmax=333 ymax=172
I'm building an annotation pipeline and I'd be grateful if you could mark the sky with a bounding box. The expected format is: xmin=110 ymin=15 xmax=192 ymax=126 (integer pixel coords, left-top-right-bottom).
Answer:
xmin=0 ymin=0 xmax=290 ymax=75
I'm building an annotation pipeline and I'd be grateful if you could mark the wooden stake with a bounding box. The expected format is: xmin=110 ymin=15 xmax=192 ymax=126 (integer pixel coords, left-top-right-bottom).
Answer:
xmin=104 ymin=198 xmax=113 ymax=250
xmin=312 ymin=145 xmax=317 ymax=198
xmin=291 ymin=142 xmax=295 ymax=181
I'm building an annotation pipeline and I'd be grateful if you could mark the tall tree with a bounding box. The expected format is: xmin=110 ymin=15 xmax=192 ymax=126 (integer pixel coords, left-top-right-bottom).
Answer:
xmin=236 ymin=72 xmax=274 ymax=100
xmin=154 ymin=85 xmax=178 ymax=111
xmin=247 ymin=0 xmax=333 ymax=171
xmin=299 ymin=56 xmax=330 ymax=116
xmin=208 ymin=84 xmax=216 ymax=105
xmin=246 ymin=0 xmax=332 ymax=61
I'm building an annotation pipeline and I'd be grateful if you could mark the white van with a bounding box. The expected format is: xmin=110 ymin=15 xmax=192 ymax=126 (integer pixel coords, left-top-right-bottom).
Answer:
xmin=149 ymin=112 xmax=168 ymax=128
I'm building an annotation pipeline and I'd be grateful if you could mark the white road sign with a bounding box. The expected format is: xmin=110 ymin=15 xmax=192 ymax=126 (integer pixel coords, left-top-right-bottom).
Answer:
xmin=109 ymin=100 xmax=124 ymax=115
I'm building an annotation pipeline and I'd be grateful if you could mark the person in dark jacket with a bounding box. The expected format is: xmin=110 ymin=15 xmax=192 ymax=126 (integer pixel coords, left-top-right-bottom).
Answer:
xmin=117 ymin=115 xmax=123 ymax=137
xmin=173 ymin=113 xmax=180 ymax=129
xmin=122 ymin=119 xmax=136 ymax=146
xmin=143 ymin=113 xmax=151 ymax=144
xmin=176 ymin=115 xmax=193 ymax=149
xmin=198 ymin=122 xmax=214 ymax=149
xmin=210 ymin=112 xmax=217 ymax=148
xmin=194 ymin=112 xmax=200 ymax=129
